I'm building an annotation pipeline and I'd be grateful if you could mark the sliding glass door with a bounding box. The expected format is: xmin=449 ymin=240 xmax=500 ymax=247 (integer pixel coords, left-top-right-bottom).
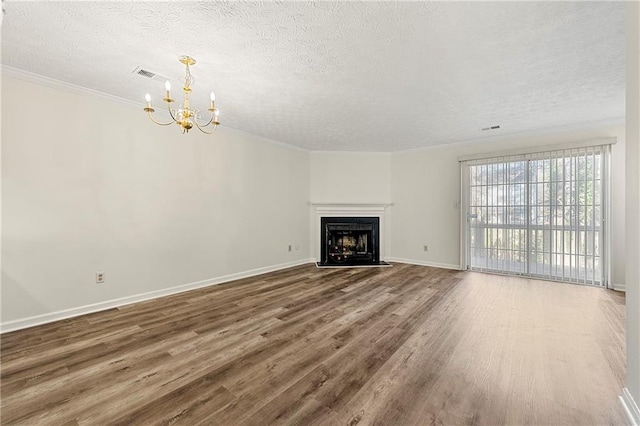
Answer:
xmin=463 ymin=146 xmax=608 ymax=286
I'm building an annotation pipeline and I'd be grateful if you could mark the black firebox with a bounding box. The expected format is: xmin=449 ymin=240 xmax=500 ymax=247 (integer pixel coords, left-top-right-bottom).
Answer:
xmin=319 ymin=217 xmax=380 ymax=266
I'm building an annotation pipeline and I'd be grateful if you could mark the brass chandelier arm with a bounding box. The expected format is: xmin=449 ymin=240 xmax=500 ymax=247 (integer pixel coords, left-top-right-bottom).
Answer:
xmin=193 ymin=108 xmax=219 ymax=134
xmin=166 ymin=101 xmax=179 ymax=123
xmin=194 ymin=113 xmax=214 ymax=128
xmin=193 ymin=118 xmax=218 ymax=134
xmin=146 ymin=109 xmax=174 ymax=126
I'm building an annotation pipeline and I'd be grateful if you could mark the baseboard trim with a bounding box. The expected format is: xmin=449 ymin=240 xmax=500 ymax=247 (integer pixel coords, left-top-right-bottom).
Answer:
xmin=386 ymin=257 xmax=461 ymax=271
xmin=621 ymin=388 xmax=640 ymax=426
xmin=612 ymin=282 xmax=626 ymax=292
xmin=0 ymin=258 xmax=316 ymax=334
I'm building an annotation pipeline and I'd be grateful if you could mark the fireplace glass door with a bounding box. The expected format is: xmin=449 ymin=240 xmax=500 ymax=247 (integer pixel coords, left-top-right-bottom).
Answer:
xmin=321 ymin=217 xmax=379 ymax=266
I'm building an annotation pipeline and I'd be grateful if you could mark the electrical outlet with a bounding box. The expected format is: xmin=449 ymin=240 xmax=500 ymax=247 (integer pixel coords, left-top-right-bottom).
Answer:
xmin=288 ymin=245 xmax=292 ymax=252
xmin=295 ymin=243 xmax=300 ymax=251
xmin=423 ymin=245 xmax=429 ymax=252
xmin=96 ymin=271 xmax=105 ymax=283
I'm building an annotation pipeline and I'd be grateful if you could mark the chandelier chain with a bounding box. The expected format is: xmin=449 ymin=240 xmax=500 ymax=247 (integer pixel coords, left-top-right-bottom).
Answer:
xmin=183 ymin=63 xmax=195 ymax=89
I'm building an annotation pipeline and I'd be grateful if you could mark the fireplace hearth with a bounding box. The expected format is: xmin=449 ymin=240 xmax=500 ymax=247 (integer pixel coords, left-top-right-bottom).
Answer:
xmin=319 ymin=217 xmax=388 ymax=267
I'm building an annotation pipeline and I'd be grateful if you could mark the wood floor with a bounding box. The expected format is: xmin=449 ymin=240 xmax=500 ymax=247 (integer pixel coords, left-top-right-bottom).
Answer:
xmin=0 ymin=263 xmax=626 ymax=425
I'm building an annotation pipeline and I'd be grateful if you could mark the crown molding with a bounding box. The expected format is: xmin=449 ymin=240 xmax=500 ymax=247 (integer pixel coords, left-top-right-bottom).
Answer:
xmin=227 ymin=127 xmax=310 ymax=153
xmin=1 ymin=66 xmax=624 ymax=155
xmin=310 ymin=150 xmax=391 ymax=156
xmin=1 ymin=65 xmax=142 ymax=111
xmin=0 ymin=65 xmax=310 ymax=153
xmin=397 ymin=118 xmax=626 ymax=155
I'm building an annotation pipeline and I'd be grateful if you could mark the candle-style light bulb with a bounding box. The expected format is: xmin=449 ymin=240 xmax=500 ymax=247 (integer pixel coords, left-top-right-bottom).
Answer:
xmin=209 ymin=91 xmax=216 ymax=110
xmin=213 ymin=108 xmax=220 ymax=117
xmin=164 ymin=80 xmax=171 ymax=101
xmin=145 ymin=93 xmax=151 ymax=103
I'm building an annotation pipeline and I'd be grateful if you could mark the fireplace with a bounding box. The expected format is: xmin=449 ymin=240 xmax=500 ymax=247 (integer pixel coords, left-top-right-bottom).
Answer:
xmin=319 ymin=217 xmax=380 ymax=266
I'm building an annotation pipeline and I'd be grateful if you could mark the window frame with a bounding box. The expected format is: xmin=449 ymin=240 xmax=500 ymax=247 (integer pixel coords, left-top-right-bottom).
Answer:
xmin=459 ymin=141 xmax=613 ymax=288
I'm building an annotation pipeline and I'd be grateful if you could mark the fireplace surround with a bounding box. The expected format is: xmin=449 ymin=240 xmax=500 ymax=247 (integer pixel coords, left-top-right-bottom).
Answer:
xmin=313 ymin=203 xmax=391 ymax=267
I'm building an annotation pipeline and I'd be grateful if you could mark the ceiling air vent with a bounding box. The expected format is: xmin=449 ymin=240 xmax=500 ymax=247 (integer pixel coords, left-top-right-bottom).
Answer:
xmin=132 ymin=67 xmax=157 ymax=79
xmin=480 ymin=125 xmax=501 ymax=132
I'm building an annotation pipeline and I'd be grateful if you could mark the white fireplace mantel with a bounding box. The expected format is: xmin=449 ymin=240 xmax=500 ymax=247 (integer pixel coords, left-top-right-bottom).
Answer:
xmin=310 ymin=202 xmax=394 ymax=207
xmin=311 ymin=203 xmax=393 ymax=262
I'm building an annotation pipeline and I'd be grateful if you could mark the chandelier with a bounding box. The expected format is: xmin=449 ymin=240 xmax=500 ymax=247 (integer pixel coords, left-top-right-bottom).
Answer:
xmin=143 ymin=55 xmax=220 ymax=134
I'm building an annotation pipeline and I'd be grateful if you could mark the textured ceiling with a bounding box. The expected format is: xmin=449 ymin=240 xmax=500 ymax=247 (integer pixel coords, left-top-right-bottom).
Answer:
xmin=1 ymin=1 xmax=625 ymax=151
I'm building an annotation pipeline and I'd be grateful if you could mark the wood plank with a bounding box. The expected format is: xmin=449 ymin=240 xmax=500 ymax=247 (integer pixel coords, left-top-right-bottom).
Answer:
xmin=0 ymin=264 xmax=626 ymax=425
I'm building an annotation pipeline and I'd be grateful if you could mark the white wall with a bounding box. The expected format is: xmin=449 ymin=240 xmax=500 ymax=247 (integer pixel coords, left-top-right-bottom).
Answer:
xmin=390 ymin=124 xmax=627 ymax=280
xmin=309 ymin=151 xmax=392 ymax=260
xmin=1 ymin=75 xmax=310 ymax=328
xmin=310 ymin=152 xmax=391 ymax=204
xmin=624 ymin=0 xmax=640 ymax=419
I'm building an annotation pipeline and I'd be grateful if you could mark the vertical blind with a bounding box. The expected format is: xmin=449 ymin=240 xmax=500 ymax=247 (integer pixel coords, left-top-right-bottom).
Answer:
xmin=463 ymin=145 xmax=608 ymax=286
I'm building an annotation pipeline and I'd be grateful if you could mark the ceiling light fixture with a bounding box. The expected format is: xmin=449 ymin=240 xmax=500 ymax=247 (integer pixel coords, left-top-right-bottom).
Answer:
xmin=143 ymin=55 xmax=220 ymax=134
